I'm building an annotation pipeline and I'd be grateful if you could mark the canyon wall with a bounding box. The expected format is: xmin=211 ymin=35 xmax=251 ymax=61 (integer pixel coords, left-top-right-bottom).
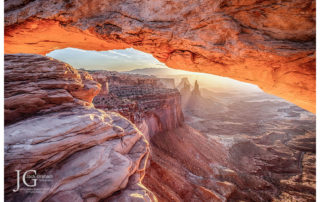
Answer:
xmin=141 ymin=80 xmax=315 ymax=201
xmin=4 ymin=0 xmax=315 ymax=113
xmin=142 ymin=123 xmax=315 ymax=202
xmin=4 ymin=54 xmax=156 ymax=202
xmin=90 ymin=70 xmax=184 ymax=138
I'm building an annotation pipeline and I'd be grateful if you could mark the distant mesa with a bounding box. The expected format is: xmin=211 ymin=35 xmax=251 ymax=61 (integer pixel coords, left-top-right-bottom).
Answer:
xmin=177 ymin=77 xmax=192 ymax=94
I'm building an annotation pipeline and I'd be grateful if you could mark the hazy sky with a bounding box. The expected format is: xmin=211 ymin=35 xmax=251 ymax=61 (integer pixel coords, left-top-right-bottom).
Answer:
xmin=47 ymin=48 xmax=167 ymax=71
xmin=47 ymin=47 xmax=261 ymax=92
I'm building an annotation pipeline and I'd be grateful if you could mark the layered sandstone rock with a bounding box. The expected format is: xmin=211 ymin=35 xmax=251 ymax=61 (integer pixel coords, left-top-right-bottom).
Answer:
xmin=90 ymin=70 xmax=184 ymax=138
xmin=4 ymin=54 xmax=100 ymax=125
xmin=4 ymin=0 xmax=315 ymax=112
xmin=4 ymin=54 xmax=155 ymax=202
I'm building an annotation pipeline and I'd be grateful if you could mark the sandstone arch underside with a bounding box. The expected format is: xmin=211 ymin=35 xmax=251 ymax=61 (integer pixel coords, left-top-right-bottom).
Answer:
xmin=4 ymin=0 xmax=315 ymax=113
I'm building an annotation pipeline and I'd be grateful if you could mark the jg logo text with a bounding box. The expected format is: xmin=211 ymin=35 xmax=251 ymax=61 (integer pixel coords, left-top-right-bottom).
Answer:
xmin=13 ymin=170 xmax=37 ymax=192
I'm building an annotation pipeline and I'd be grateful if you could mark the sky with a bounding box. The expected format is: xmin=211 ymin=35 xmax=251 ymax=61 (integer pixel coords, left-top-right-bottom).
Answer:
xmin=47 ymin=48 xmax=167 ymax=71
xmin=47 ymin=47 xmax=261 ymax=92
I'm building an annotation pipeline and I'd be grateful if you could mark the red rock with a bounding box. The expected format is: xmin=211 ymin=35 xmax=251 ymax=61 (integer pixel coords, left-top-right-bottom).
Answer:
xmin=4 ymin=54 xmax=101 ymax=124
xmin=4 ymin=54 xmax=155 ymax=202
xmin=90 ymin=70 xmax=184 ymax=137
xmin=4 ymin=0 xmax=315 ymax=112
xmin=4 ymin=54 xmax=315 ymax=202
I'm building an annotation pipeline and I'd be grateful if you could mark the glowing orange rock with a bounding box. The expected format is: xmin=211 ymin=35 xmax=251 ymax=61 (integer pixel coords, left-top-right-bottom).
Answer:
xmin=4 ymin=0 xmax=315 ymax=112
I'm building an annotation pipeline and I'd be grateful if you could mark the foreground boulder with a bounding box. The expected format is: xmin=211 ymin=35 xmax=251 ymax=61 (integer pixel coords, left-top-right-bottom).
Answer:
xmin=4 ymin=54 xmax=155 ymax=202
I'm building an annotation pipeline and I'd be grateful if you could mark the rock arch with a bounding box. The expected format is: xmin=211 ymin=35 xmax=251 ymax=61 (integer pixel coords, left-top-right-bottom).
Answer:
xmin=4 ymin=0 xmax=315 ymax=112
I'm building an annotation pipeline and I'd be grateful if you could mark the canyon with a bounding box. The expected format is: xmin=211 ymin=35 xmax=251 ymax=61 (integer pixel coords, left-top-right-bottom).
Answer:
xmin=122 ymin=74 xmax=315 ymax=201
xmin=90 ymin=70 xmax=183 ymax=137
xmin=4 ymin=0 xmax=316 ymax=201
xmin=90 ymin=68 xmax=316 ymax=201
xmin=4 ymin=0 xmax=316 ymax=112
xmin=4 ymin=54 xmax=315 ymax=201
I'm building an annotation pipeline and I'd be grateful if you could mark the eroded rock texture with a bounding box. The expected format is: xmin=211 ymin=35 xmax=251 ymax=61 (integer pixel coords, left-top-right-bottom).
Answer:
xmin=143 ymin=125 xmax=235 ymax=201
xmin=87 ymin=70 xmax=315 ymax=201
xmin=4 ymin=0 xmax=316 ymax=112
xmin=142 ymin=124 xmax=315 ymax=202
xmin=90 ymin=70 xmax=184 ymax=137
xmin=142 ymin=90 xmax=316 ymax=202
xmin=4 ymin=54 xmax=155 ymax=202
xmin=4 ymin=54 xmax=100 ymax=125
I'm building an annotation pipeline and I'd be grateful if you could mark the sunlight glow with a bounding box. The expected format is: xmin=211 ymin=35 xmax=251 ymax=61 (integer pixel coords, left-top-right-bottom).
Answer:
xmin=47 ymin=48 xmax=262 ymax=92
